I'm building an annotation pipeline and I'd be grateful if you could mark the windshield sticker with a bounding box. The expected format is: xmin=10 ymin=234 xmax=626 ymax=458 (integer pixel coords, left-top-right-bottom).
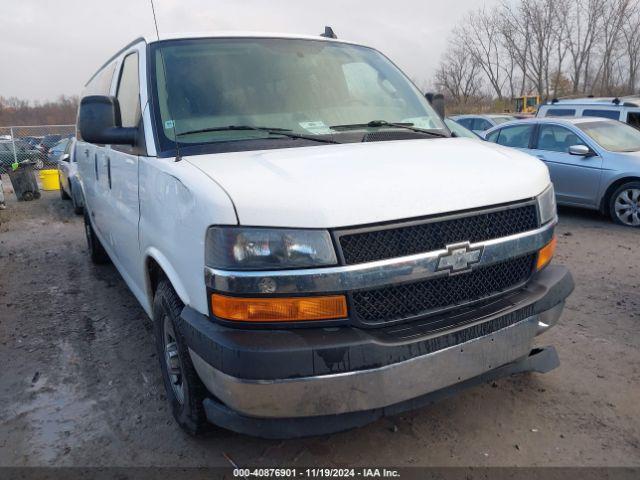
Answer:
xmin=402 ymin=117 xmax=437 ymax=129
xmin=299 ymin=121 xmax=332 ymax=135
xmin=164 ymin=120 xmax=175 ymax=130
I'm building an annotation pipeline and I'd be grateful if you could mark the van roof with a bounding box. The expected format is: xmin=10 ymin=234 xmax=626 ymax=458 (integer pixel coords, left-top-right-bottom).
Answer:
xmin=544 ymin=96 xmax=640 ymax=107
xmin=85 ymin=32 xmax=362 ymax=87
xmin=146 ymin=31 xmax=355 ymax=44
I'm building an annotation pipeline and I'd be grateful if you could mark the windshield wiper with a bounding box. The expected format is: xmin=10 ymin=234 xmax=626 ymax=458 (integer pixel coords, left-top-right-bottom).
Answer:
xmin=176 ymin=125 xmax=339 ymax=144
xmin=330 ymin=120 xmax=449 ymax=138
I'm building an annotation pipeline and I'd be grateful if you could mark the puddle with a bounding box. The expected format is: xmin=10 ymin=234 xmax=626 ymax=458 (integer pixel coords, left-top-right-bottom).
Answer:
xmin=7 ymin=340 xmax=97 ymax=464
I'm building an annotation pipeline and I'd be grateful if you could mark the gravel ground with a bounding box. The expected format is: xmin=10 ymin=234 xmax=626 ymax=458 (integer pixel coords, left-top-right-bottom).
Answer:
xmin=0 ymin=179 xmax=639 ymax=468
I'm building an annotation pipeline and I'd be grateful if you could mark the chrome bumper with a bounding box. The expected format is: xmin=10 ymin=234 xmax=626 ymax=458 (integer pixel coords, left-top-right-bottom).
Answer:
xmin=189 ymin=312 xmax=555 ymax=419
xmin=205 ymin=219 xmax=556 ymax=295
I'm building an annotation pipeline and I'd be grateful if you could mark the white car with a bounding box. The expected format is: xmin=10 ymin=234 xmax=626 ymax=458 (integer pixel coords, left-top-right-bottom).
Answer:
xmin=76 ymin=32 xmax=573 ymax=438
xmin=57 ymin=137 xmax=84 ymax=214
xmin=537 ymin=96 xmax=640 ymax=129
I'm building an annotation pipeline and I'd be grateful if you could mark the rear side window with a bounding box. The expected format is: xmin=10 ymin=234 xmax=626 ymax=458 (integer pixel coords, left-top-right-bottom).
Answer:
xmin=474 ymin=118 xmax=493 ymax=131
xmin=536 ymin=125 xmax=586 ymax=153
xmin=116 ymin=53 xmax=141 ymax=128
xmin=582 ymin=109 xmax=620 ymax=120
xmin=545 ymin=108 xmax=576 ymax=117
xmin=485 ymin=130 xmax=499 ymax=142
xmin=627 ymin=111 xmax=640 ymax=130
xmin=456 ymin=118 xmax=474 ymax=129
xmin=492 ymin=124 xmax=535 ymax=148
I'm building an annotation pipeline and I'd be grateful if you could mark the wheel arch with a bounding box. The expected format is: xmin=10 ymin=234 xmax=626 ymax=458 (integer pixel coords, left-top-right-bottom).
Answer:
xmin=144 ymin=248 xmax=191 ymax=314
xmin=600 ymin=175 xmax=640 ymax=214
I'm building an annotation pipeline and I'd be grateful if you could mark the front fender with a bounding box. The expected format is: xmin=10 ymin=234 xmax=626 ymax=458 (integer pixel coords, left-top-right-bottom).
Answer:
xmin=144 ymin=247 xmax=191 ymax=313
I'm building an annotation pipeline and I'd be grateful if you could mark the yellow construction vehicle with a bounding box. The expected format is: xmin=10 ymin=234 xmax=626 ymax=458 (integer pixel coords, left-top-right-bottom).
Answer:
xmin=513 ymin=95 xmax=541 ymax=114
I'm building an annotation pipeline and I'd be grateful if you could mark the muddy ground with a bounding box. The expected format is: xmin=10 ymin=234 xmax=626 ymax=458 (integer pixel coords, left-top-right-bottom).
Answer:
xmin=0 ymin=179 xmax=639 ymax=468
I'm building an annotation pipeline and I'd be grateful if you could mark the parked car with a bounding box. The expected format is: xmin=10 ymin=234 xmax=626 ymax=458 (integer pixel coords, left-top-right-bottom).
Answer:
xmin=537 ymin=96 xmax=640 ymax=130
xmin=57 ymin=137 xmax=83 ymax=214
xmin=36 ymin=134 xmax=63 ymax=154
xmin=76 ymin=33 xmax=572 ymax=437
xmin=47 ymin=137 xmax=71 ymax=166
xmin=485 ymin=117 xmax=640 ymax=227
xmin=449 ymin=114 xmax=517 ymax=136
xmin=444 ymin=117 xmax=482 ymax=139
xmin=0 ymin=140 xmax=39 ymax=174
xmin=20 ymin=136 xmax=42 ymax=149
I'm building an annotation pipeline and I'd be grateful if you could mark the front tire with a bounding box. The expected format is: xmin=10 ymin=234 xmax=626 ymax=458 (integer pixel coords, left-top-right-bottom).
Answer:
xmin=83 ymin=210 xmax=109 ymax=264
xmin=153 ymin=279 xmax=210 ymax=435
xmin=609 ymin=182 xmax=640 ymax=227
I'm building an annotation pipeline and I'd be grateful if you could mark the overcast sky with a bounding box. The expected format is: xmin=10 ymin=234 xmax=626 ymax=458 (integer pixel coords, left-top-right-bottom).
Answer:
xmin=0 ymin=0 xmax=498 ymax=102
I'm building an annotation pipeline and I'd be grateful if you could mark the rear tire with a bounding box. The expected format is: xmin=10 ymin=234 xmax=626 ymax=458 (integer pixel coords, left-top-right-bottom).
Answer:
xmin=609 ymin=181 xmax=640 ymax=227
xmin=153 ymin=279 xmax=210 ymax=435
xmin=83 ymin=210 xmax=109 ymax=264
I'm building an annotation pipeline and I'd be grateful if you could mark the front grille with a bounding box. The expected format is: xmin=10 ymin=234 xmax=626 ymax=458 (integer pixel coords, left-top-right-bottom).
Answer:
xmin=350 ymin=254 xmax=536 ymax=324
xmin=338 ymin=203 xmax=538 ymax=265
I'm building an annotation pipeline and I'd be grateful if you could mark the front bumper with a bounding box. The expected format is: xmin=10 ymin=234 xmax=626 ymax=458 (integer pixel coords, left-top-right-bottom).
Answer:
xmin=178 ymin=265 xmax=573 ymax=436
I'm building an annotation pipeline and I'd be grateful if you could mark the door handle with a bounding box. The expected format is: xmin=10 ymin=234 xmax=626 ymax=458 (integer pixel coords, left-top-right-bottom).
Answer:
xmin=106 ymin=157 xmax=112 ymax=189
xmin=84 ymin=149 xmax=89 ymax=157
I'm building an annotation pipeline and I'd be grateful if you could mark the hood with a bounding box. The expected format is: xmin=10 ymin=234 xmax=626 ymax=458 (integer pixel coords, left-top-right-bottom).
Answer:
xmin=186 ymin=138 xmax=550 ymax=228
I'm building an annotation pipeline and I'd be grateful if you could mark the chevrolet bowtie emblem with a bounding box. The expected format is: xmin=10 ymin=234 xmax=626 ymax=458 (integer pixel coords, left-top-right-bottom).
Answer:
xmin=436 ymin=242 xmax=483 ymax=274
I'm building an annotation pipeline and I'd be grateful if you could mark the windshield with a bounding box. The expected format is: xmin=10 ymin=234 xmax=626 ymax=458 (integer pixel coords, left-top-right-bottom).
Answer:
xmin=577 ymin=121 xmax=640 ymax=152
xmin=151 ymin=38 xmax=446 ymax=152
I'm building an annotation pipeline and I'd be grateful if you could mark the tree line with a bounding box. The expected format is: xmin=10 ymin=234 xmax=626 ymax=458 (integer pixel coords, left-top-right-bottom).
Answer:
xmin=433 ymin=0 xmax=640 ymax=111
xmin=0 ymin=96 xmax=79 ymax=127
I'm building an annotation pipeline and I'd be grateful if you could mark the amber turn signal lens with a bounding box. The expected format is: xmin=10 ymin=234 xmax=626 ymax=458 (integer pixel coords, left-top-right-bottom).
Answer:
xmin=211 ymin=294 xmax=348 ymax=322
xmin=536 ymin=235 xmax=557 ymax=271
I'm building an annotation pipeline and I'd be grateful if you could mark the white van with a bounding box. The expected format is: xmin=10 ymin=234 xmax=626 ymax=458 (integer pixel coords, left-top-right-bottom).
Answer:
xmin=76 ymin=32 xmax=573 ymax=438
xmin=537 ymin=96 xmax=640 ymax=129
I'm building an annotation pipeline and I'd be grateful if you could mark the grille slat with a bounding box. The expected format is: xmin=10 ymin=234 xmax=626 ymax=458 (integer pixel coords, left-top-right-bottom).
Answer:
xmin=350 ymin=254 xmax=536 ymax=324
xmin=338 ymin=204 xmax=538 ymax=265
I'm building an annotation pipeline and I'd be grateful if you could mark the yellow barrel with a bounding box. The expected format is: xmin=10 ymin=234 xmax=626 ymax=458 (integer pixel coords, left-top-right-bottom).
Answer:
xmin=39 ymin=169 xmax=60 ymax=190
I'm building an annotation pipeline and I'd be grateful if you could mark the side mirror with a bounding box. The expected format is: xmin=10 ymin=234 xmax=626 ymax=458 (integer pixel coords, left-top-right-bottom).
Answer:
xmin=568 ymin=144 xmax=593 ymax=157
xmin=61 ymin=153 xmax=70 ymax=162
xmin=78 ymin=95 xmax=136 ymax=145
xmin=425 ymin=92 xmax=445 ymax=119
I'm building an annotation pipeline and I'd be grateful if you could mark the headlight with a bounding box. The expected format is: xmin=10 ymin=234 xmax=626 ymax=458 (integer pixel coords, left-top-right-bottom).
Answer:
xmin=537 ymin=184 xmax=556 ymax=225
xmin=205 ymin=227 xmax=337 ymax=270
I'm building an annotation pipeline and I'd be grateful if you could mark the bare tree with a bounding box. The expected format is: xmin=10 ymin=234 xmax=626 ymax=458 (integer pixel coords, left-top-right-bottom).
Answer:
xmin=595 ymin=0 xmax=632 ymax=93
xmin=622 ymin=3 xmax=640 ymax=92
xmin=561 ymin=0 xmax=603 ymax=93
xmin=500 ymin=0 xmax=560 ymax=98
xmin=458 ymin=7 xmax=507 ymax=99
xmin=430 ymin=0 xmax=640 ymax=111
xmin=434 ymin=45 xmax=483 ymax=106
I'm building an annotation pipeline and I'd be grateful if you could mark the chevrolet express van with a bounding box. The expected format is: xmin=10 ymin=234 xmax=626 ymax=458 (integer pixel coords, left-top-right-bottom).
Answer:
xmin=75 ymin=32 xmax=573 ymax=438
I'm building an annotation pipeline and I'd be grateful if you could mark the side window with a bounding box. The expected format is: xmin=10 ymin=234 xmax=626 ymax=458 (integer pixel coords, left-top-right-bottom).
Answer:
xmin=582 ymin=109 xmax=620 ymax=120
xmin=116 ymin=53 xmax=141 ymax=128
xmin=485 ymin=130 xmax=500 ymax=143
xmin=456 ymin=118 xmax=473 ymax=129
xmin=545 ymin=108 xmax=576 ymax=117
xmin=495 ymin=124 xmax=535 ymax=148
xmin=627 ymin=111 xmax=640 ymax=130
xmin=537 ymin=125 xmax=586 ymax=153
xmin=475 ymin=119 xmax=493 ymax=131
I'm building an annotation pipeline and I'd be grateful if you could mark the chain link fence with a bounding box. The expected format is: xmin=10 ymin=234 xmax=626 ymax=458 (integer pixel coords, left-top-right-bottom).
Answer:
xmin=0 ymin=125 xmax=76 ymax=173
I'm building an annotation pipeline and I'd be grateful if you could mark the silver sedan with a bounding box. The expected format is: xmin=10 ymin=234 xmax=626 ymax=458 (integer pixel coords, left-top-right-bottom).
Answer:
xmin=485 ymin=117 xmax=640 ymax=227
